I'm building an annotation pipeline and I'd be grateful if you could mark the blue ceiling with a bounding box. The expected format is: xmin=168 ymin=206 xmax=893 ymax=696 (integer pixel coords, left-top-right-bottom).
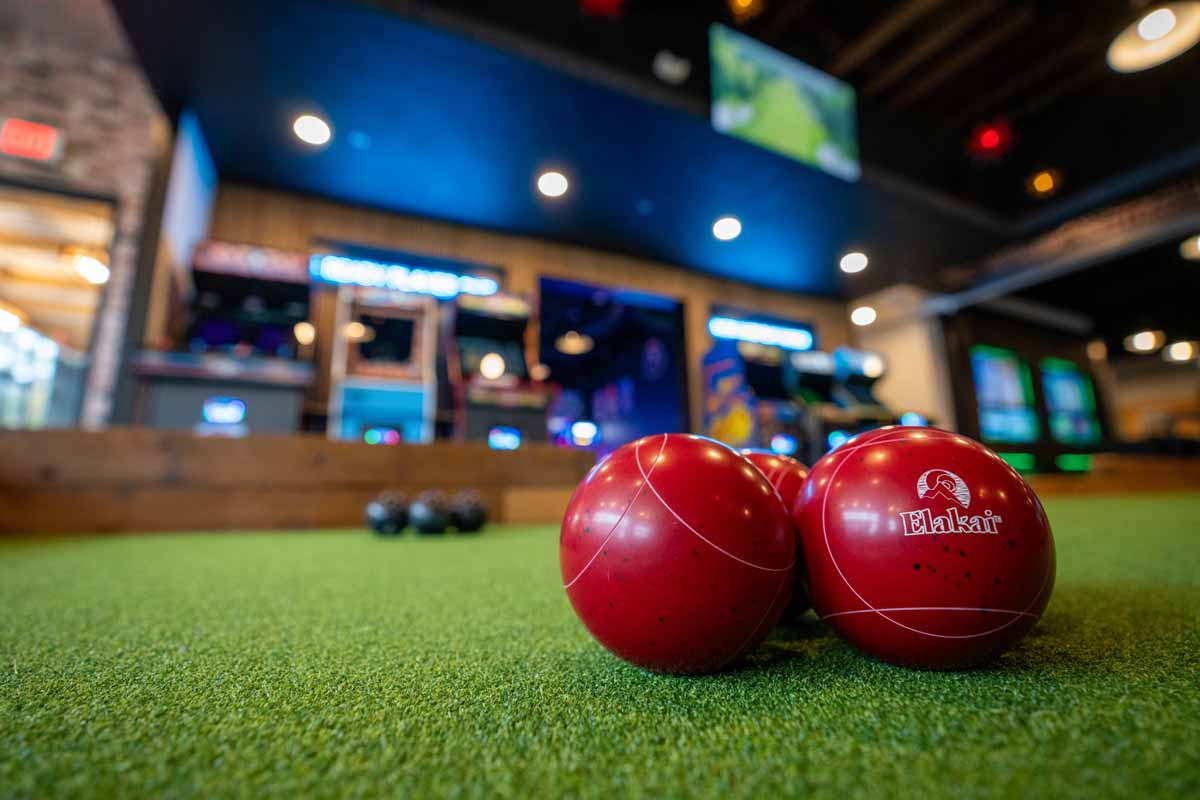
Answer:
xmin=113 ymin=0 xmax=1007 ymax=297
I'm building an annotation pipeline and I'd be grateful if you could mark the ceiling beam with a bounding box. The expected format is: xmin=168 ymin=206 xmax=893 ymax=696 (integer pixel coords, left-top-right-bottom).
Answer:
xmin=950 ymin=36 xmax=1097 ymax=125
xmin=1011 ymin=58 xmax=1108 ymax=121
xmin=828 ymin=0 xmax=947 ymax=76
xmin=862 ymin=0 xmax=1001 ymax=98
xmin=888 ymin=6 xmax=1034 ymax=110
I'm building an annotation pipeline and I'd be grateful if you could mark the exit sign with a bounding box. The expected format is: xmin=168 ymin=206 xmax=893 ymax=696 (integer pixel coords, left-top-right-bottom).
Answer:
xmin=0 ymin=117 xmax=62 ymax=163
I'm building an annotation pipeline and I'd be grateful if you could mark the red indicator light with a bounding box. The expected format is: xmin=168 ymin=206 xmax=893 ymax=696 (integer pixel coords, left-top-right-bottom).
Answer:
xmin=0 ymin=118 xmax=61 ymax=162
xmin=579 ymin=0 xmax=624 ymax=17
xmin=967 ymin=120 xmax=1013 ymax=159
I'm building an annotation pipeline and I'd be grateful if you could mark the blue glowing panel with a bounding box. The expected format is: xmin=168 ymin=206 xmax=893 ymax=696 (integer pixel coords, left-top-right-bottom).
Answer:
xmin=310 ymin=254 xmax=498 ymax=297
xmin=769 ymin=433 xmax=798 ymax=455
xmin=488 ymin=426 xmax=521 ymax=450
xmin=202 ymin=396 xmax=246 ymax=424
xmin=707 ymin=316 xmax=814 ymax=351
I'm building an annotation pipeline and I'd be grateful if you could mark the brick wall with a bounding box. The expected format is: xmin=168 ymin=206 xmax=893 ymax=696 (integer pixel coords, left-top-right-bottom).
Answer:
xmin=0 ymin=0 xmax=165 ymax=427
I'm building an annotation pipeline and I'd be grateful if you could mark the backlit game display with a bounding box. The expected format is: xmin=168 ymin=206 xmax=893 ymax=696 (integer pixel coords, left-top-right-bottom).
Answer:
xmin=1040 ymin=358 xmax=1101 ymax=446
xmin=970 ymin=345 xmax=1039 ymax=444
xmin=710 ymin=24 xmax=860 ymax=181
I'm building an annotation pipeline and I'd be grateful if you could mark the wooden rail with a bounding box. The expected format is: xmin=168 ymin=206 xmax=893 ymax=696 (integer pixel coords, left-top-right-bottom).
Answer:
xmin=0 ymin=429 xmax=594 ymax=534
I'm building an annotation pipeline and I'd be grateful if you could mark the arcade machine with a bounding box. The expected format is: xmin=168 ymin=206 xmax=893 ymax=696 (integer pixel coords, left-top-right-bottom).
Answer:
xmin=702 ymin=338 xmax=805 ymax=456
xmin=1039 ymin=357 xmax=1103 ymax=466
xmin=831 ymin=347 xmax=900 ymax=431
xmin=441 ymin=293 xmax=550 ymax=447
xmin=132 ymin=242 xmax=314 ymax=435
xmin=782 ymin=349 xmax=856 ymax=465
xmin=327 ymin=286 xmax=438 ymax=444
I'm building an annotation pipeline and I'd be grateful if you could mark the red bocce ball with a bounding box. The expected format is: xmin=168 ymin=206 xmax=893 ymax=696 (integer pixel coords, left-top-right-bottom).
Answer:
xmin=741 ymin=450 xmax=811 ymax=621
xmin=560 ymin=434 xmax=795 ymax=674
xmin=793 ymin=427 xmax=1055 ymax=669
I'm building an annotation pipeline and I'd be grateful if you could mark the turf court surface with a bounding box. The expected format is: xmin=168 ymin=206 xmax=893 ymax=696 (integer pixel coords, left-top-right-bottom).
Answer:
xmin=2 ymin=494 xmax=1198 ymax=799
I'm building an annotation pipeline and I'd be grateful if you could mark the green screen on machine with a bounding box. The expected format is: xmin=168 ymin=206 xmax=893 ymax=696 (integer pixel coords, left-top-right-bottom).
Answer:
xmin=970 ymin=345 xmax=1040 ymax=444
xmin=710 ymin=24 xmax=860 ymax=182
xmin=1040 ymin=358 xmax=1101 ymax=446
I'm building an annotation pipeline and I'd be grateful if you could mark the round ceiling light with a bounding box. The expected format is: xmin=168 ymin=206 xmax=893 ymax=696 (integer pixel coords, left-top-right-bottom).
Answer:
xmin=73 ymin=254 xmax=110 ymax=285
xmin=1107 ymin=3 xmax=1200 ymax=72
xmin=839 ymin=251 xmax=869 ymax=274
xmin=1124 ymin=330 xmax=1165 ymax=353
xmin=537 ymin=170 xmax=569 ymax=198
xmin=712 ymin=216 xmax=742 ymax=241
xmin=1164 ymin=340 xmax=1198 ymax=362
xmin=850 ymin=305 xmax=877 ymax=327
xmin=293 ymin=114 xmax=332 ymax=146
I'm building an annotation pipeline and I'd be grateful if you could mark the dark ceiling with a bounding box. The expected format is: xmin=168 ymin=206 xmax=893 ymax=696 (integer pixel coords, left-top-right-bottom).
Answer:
xmin=111 ymin=0 xmax=1013 ymax=298
xmin=1018 ymin=235 xmax=1200 ymax=353
xmin=378 ymin=0 xmax=1200 ymax=222
xmin=110 ymin=0 xmax=1200 ymax=308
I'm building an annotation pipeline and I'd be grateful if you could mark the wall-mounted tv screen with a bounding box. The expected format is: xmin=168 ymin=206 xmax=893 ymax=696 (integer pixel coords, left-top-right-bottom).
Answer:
xmin=1040 ymin=358 xmax=1101 ymax=446
xmin=710 ymin=24 xmax=860 ymax=182
xmin=970 ymin=345 xmax=1040 ymax=444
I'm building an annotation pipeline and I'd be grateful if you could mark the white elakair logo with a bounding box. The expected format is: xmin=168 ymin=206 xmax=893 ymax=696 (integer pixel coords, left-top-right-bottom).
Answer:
xmin=901 ymin=469 xmax=1002 ymax=536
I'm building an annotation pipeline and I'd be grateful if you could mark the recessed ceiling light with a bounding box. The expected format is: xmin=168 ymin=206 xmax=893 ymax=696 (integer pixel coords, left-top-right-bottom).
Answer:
xmin=1139 ymin=7 xmax=1177 ymax=40
xmin=293 ymin=114 xmax=332 ymax=146
xmin=1180 ymin=234 xmax=1200 ymax=260
xmin=839 ymin=251 xmax=868 ymax=273
xmin=1107 ymin=2 xmax=1200 ymax=72
xmin=850 ymin=305 xmax=877 ymax=326
xmin=537 ymin=170 xmax=569 ymax=198
xmin=1027 ymin=169 xmax=1060 ymax=197
xmin=1124 ymin=330 xmax=1165 ymax=353
xmin=0 ymin=306 xmax=21 ymax=333
xmin=74 ymin=254 xmax=110 ymax=285
xmin=1164 ymin=340 xmax=1198 ymax=362
xmin=712 ymin=216 xmax=742 ymax=241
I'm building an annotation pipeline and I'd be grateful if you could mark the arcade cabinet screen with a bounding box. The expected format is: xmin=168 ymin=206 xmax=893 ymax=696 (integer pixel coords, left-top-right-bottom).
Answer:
xmin=743 ymin=357 xmax=789 ymax=400
xmin=710 ymin=24 xmax=860 ymax=182
xmin=355 ymin=314 xmax=415 ymax=365
xmin=970 ymin=345 xmax=1040 ymax=444
xmin=187 ymin=272 xmax=309 ymax=359
xmin=1040 ymin=358 xmax=1101 ymax=446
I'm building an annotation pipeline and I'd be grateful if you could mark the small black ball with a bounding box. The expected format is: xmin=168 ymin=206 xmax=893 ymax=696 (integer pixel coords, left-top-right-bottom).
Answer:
xmin=366 ymin=490 xmax=408 ymax=535
xmin=409 ymin=490 xmax=449 ymax=534
xmin=448 ymin=490 xmax=487 ymax=533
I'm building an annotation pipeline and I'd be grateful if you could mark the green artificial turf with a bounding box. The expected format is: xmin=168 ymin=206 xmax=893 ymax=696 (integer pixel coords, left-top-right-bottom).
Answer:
xmin=2 ymin=494 xmax=1198 ymax=799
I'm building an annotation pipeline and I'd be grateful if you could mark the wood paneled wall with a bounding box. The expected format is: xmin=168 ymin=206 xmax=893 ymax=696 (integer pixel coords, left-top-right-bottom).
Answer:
xmin=0 ymin=429 xmax=594 ymax=534
xmin=209 ymin=183 xmax=852 ymax=431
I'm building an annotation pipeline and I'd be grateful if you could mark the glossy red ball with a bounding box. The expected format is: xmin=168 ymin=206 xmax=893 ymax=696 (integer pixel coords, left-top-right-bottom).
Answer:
xmin=793 ymin=427 xmax=1055 ymax=669
xmin=741 ymin=450 xmax=811 ymax=621
xmin=561 ymin=434 xmax=795 ymax=674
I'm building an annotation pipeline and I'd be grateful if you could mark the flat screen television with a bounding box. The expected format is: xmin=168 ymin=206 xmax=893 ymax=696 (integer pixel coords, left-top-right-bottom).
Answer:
xmin=710 ymin=23 xmax=860 ymax=182
xmin=970 ymin=345 xmax=1040 ymax=444
xmin=1040 ymin=358 xmax=1101 ymax=446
